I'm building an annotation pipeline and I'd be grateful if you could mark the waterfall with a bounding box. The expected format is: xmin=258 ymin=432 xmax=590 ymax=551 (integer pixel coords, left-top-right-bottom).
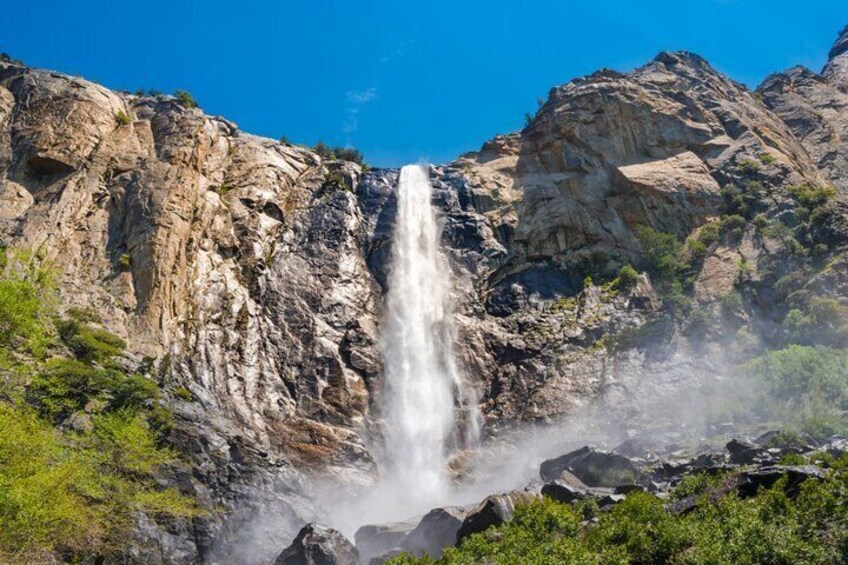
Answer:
xmin=379 ymin=164 xmax=472 ymax=508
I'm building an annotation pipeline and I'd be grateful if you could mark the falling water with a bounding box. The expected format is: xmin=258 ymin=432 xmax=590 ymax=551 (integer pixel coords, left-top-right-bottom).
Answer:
xmin=379 ymin=164 xmax=469 ymax=508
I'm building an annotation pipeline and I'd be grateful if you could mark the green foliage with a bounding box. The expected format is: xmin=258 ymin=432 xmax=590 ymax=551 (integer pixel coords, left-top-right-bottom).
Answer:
xmin=635 ymin=226 xmax=684 ymax=281
xmin=173 ymin=89 xmax=198 ymax=108
xmin=746 ymin=345 xmax=848 ymax=437
xmin=698 ymin=222 xmax=720 ymax=247
xmin=634 ymin=226 xmax=691 ymax=312
xmin=118 ymin=252 xmax=132 ymax=269
xmin=0 ymin=404 xmax=199 ymax=562
xmin=114 ymin=110 xmax=131 ymax=126
xmin=323 ymin=169 xmax=351 ymax=191
xmin=759 ymin=152 xmax=776 ymax=165
xmin=783 ymin=297 xmax=848 ymax=348
xmin=0 ymin=246 xmax=200 ymax=561
xmin=737 ymin=158 xmax=761 ymax=175
xmin=617 ymin=264 xmax=639 ymax=290
xmin=313 ymin=141 xmax=368 ymax=167
xmin=56 ymin=318 xmax=126 ymax=364
xmin=392 ymin=463 xmax=848 ymax=565
xmin=0 ymin=247 xmax=54 ymax=355
xmin=788 ymin=183 xmax=836 ymax=210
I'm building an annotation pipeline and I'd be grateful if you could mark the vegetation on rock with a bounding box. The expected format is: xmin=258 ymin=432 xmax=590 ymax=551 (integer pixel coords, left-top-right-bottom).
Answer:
xmin=0 ymin=247 xmax=200 ymax=564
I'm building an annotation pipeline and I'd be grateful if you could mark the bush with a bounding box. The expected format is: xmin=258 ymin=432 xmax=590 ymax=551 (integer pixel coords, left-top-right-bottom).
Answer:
xmin=787 ymin=183 xmax=836 ymax=210
xmin=737 ymin=159 xmax=761 ymax=175
xmin=114 ymin=110 xmax=131 ymax=126
xmin=27 ymin=358 xmax=113 ymax=420
xmin=173 ymin=89 xmax=198 ymax=108
xmin=313 ymin=141 xmax=368 ymax=167
xmin=759 ymin=152 xmax=776 ymax=165
xmin=0 ymin=404 xmax=199 ymax=561
xmin=746 ymin=345 xmax=848 ymax=437
xmin=617 ymin=264 xmax=639 ymax=290
xmin=0 ymin=248 xmax=54 ymax=354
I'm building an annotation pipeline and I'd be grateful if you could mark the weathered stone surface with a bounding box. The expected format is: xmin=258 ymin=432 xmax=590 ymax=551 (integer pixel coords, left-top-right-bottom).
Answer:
xmin=400 ymin=506 xmax=467 ymax=559
xmin=275 ymin=523 xmax=358 ymax=565
xmin=540 ymin=446 xmax=639 ymax=487
xmin=354 ymin=521 xmax=416 ymax=565
xmin=455 ymin=490 xmax=537 ymax=544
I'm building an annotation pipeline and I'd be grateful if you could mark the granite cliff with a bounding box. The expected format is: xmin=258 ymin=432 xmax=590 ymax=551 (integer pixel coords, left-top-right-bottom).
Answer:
xmin=2 ymin=24 xmax=848 ymax=564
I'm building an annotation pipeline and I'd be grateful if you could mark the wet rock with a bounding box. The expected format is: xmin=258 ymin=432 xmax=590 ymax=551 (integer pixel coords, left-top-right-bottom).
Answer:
xmin=456 ymin=490 xmax=537 ymax=544
xmin=540 ymin=446 xmax=639 ymax=487
xmin=275 ymin=523 xmax=359 ymax=565
xmin=400 ymin=506 xmax=467 ymax=559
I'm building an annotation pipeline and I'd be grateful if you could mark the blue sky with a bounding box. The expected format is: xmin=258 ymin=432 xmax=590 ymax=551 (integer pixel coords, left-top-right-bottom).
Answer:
xmin=3 ymin=1 xmax=847 ymax=167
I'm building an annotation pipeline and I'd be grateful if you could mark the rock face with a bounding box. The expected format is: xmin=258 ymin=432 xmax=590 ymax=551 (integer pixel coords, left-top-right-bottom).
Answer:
xmin=4 ymin=24 xmax=848 ymax=565
xmin=275 ymin=523 xmax=358 ymax=565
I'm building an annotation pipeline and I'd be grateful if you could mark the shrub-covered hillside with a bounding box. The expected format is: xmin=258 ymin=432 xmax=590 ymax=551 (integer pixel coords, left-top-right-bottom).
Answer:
xmin=388 ymin=452 xmax=848 ymax=565
xmin=0 ymin=248 xmax=200 ymax=564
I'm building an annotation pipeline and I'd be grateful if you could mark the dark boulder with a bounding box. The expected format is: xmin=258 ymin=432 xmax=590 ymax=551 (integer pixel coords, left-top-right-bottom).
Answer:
xmin=456 ymin=490 xmax=537 ymax=544
xmin=401 ymin=506 xmax=467 ymax=559
xmin=540 ymin=470 xmax=592 ymax=503
xmin=540 ymin=446 xmax=639 ymax=487
xmin=275 ymin=523 xmax=359 ymax=565
xmin=736 ymin=465 xmax=825 ymax=498
xmin=726 ymin=439 xmax=774 ymax=465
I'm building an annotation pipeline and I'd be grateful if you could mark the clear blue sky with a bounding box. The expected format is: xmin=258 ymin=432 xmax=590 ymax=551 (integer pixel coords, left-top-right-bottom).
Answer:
xmin=3 ymin=1 xmax=847 ymax=167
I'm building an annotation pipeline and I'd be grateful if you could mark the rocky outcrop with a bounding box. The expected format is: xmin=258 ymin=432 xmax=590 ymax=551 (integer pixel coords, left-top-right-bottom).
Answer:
xmin=275 ymin=523 xmax=358 ymax=565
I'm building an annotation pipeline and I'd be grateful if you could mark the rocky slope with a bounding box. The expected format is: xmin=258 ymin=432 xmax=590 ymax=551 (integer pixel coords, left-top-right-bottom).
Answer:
xmin=2 ymin=24 xmax=848 ymax=564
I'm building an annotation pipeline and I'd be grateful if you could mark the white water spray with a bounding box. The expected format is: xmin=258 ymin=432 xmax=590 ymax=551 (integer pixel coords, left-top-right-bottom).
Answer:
xmin=379 ymin=164 xmax=468 ymax=508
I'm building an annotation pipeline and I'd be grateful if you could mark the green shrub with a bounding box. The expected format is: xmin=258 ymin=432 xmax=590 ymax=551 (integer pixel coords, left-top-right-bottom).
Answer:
xmin=617 ymin=264 xmax=639 ymax=290
xmin=173 ymin=89 xmax=198 ymax=108
xmin=0 ymin=248 xmax=54 ymax=354
xmin=118 ymin=252 xmax=131 ymax=269
xmin=27 ymin=358 xmax=112 ymax=420
xmin=313 ymin=141 xmax=368 ymax=167
xmin=323 ymin=169 xmax=350 ymax=191
xmin=60 ymin=322 xmax=126 ymax=364
xmin=0 ymin=404 xmax=199 ymax=561
xmin=390 ymin=466 xmax=848 ymax=564
xmin=737 ymin=159 xmax=761 ymax=175
xmin=114 ymin=110 xmax=131 ymax=126
xmin=746 ymin=345 xmax=848 ymax=437
xmin=787 ymin=183 xmax=836 ymax=210
xmin=758 ymin=152 xmax=776 ymax=165
xmin=699 ymin=222 xmax=721 ymax=247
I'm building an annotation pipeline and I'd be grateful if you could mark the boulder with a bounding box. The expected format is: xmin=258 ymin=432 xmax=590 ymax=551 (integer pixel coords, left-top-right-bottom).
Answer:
xmin=456 ymin=490 xmax=537 ymax=544
xmin=736 ymin=465 xmax=825 ymax=498
xmin=726 ymin=439 xmax=774 ymax=465
xmin=540 ymin=446 xmax=639 ymax=487
xmin=275 ymin=523 xmax=359 ymax=565
xmin=354 ymin=521 xmax=415 ymax=565
xmin=540 ymin=470 xmax=593 ymax=503
xmin=401 ymin=506 xmax=467 ymax=559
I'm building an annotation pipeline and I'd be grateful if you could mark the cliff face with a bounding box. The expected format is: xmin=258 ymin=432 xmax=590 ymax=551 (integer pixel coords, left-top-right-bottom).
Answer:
xmin=3 ymin=25 xmax=848 ymax=563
